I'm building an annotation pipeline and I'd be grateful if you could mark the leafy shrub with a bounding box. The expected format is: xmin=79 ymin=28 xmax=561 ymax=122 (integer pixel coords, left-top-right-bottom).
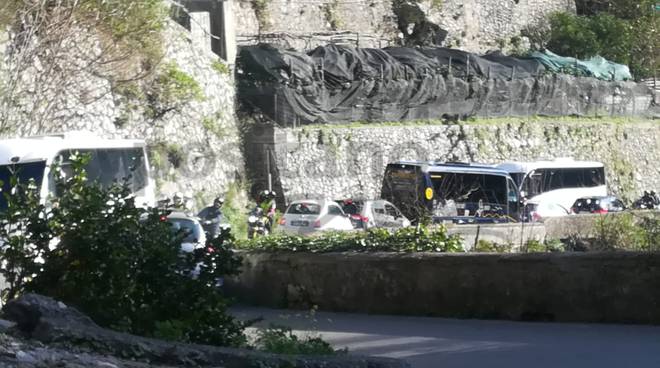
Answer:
xmin=221 ymin=182 xmax=253 ymax=240
xmin=145 ymin=62 xmax=205 ymax=119
xmin=593 ymin=213 xmax=659 ymax=251
xmin=0 ymin=155 xmax=245 ymax=347
xmin=236 ymin=225 xmax=463 ymax=253
xmin=212 ymin=60 xmax=231 ymax=76
xmin=547 ymin=12 xmax=631 ymax=64
xmin=471 ymin=239 xmax=512 ymax=253
xmin=542 ymin=10 xmax=658 ymax=79
xmin=253 ymin=325 xmax=337 ymax=355
xmin=523 ymin=239 xmax=566 ymax=253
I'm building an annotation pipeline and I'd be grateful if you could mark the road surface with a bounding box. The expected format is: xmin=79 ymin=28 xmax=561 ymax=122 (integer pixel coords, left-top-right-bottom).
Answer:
xmin=231 ymin=306 xmax=660 ymax=368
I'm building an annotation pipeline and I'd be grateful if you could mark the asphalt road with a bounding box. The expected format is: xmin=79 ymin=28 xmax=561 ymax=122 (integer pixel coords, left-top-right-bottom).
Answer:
xmin=231 ymin=306 xmax=660 ymax=368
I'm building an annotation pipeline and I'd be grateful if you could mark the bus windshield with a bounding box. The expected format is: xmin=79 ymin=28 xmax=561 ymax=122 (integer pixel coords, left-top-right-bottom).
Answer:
xmin=0 ymin=160 xmax=47 ymax=210
xmin=430 ymin=172 xmax=508 ymax=216
xmin=522 ymin=167 xmax=605 ymax=198
xmin=55 ymin=148 xmax=148 ymax=193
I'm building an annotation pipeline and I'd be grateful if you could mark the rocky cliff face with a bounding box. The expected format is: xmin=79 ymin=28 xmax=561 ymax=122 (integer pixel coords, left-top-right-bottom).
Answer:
xmin=233 ymin=0 xmax=575 ymax=52
xmin=0 ymin=21 xmax=243 ymax=207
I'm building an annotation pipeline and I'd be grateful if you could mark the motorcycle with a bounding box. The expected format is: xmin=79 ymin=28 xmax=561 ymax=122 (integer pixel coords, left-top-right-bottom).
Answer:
xmin=200 ymin=215 xmax=231 ymax=240
xmin=247 ymin=207 xmax=270 ymax=239
xmin=633 ymin=191 xmax=660 ymax=210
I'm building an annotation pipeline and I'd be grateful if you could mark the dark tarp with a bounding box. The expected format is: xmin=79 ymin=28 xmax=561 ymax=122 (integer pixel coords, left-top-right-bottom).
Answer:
xmin=237 ymin=44 xmax=654 ymax=125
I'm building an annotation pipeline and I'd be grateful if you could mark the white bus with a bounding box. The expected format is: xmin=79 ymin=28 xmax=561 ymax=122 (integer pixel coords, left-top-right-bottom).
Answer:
xmin=496 ymin=158 xmax=606 ymax=220
xmin=0 ymin=131 xmax=155 ymax=209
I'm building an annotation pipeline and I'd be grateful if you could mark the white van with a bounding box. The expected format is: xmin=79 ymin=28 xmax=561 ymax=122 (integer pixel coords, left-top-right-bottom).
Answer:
xmin=497 ymin=158 xmax=607 ymax=221
xmin=0 ymin=131 xmax=155 ymax=209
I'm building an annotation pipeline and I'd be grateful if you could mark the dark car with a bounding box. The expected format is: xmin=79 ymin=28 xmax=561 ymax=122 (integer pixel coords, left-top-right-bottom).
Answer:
xmin=570 ymin=196 xmax=626 ymax=214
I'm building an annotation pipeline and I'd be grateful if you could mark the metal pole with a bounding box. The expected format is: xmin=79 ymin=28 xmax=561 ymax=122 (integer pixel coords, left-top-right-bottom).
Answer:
xmin=466 ymin=55 xmax=470 ymax=80
xmin=511 ymin=65 xmax=516 ymax=81
xmin=274 ymin=93 xmax=278 ymax=124
xmin=448 ymin=56 xmax=452 ymax=76
xmin=266 ymin=148 xmax=272 ymax=192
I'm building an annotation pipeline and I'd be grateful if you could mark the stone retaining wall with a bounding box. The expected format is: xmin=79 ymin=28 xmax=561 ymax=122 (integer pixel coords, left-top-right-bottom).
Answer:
xmin=245 ymin=119 xmax=660 ymax=205
xmin=227 ymin=251 xmax=660 ymax=324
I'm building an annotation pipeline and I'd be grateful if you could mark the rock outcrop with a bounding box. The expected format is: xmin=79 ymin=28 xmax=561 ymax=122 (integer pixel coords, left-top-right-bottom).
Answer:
xmin=1 ymin=294 xmax=408 ymax=368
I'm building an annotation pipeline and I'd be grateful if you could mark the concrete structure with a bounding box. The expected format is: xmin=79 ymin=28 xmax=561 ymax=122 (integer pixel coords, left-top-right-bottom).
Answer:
xmin=227 ymin=251 xmax=660 ymax=324
xmin=176 ymin=0 xmax=238 ymax=63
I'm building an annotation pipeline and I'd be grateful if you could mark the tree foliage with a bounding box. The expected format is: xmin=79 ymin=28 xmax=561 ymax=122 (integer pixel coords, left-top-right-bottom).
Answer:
xmin=0 ymin=155 xmax=246 ymax=347
xmin=542 ymin=2 xmax=659 ymax=79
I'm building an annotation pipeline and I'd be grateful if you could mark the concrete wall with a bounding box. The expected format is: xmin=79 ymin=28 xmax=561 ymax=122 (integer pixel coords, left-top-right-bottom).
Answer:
xmin=245 ymin=119 xmax=660 ymax=205
xmin=227 ymin=251 xmax=660 ymax=324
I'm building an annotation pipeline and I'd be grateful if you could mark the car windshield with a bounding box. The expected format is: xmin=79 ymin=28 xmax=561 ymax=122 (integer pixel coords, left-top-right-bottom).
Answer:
xmin=167 ymin=218 xmax=201 ymax=243
xmin=0 ymin=161 xmax=47 ymax=211
xmin=340 ymin=201 xmax=363 ymax=215
xmin=287 ymin=202 xmax=321 ymax=215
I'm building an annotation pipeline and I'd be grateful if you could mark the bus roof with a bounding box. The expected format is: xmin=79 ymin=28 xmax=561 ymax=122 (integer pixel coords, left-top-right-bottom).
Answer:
xmin=0 ymin=131 xmax=146 ymax=165
xmin=388 ymin=161 xmax=511 ymax=177
xmin=496 ymin=158 xmax=604 ymax=173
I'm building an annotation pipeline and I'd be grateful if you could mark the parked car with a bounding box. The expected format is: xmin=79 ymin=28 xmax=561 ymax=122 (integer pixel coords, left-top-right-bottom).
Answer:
xmin=277 ymin=199 xmax=354 ymax=235
xmin=570 ymin=196 xmax=626 ymax=214
xmin=522 ymin=199 xmax=570 ymax=222
xmin=336 ymin=199 xmax=411 ymax=229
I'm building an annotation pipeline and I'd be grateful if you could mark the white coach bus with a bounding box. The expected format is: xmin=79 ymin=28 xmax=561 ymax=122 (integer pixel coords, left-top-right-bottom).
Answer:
xmin=0 ymin=131 xmax=155 ymax=209
xmin=497 ymin=158 xmax=607 ymax=220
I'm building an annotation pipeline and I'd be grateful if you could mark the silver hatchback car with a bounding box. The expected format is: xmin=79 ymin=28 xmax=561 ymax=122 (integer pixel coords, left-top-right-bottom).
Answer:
xmin=278 ymin=199 xmax=354 ymax=235
xmin=337 ymin=199 xmax=411 ymax=230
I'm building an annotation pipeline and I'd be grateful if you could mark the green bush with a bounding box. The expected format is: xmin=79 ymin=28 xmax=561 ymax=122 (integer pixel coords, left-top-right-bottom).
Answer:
xmin=547 ymin=12 xmax=631 ymax=64
xmin=544 ymin=9 xmax=658 ymax=79
xmin=523 ymin=239 xmax=566 ymax=253
xmin=0 ymin=155 xmax=245 ymax=347
xmin=593 ymin=212 xmax=658 ymax=251
xmin=253 ymin=325 xmax=338 ymax=355
xmin=471 ymin=239 xmax=512 ymax=253
xmin=236 ymin=225 xmax=463 ymax=253
xmin=145 ymin=62 xmax=205 ymax=119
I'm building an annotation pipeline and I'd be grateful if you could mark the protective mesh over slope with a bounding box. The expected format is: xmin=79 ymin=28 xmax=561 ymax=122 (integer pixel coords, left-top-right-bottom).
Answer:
xmin=237 ymin=44 xmax=656 ymax=126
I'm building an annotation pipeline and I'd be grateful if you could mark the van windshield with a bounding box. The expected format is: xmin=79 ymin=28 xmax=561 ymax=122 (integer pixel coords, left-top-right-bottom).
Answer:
xmin=0 ymin=161 xmax=47 ymax=210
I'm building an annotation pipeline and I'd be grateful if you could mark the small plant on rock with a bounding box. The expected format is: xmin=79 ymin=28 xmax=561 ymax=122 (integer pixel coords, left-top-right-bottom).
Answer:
xmin=254 ymin=325 xmax=337 ymax=355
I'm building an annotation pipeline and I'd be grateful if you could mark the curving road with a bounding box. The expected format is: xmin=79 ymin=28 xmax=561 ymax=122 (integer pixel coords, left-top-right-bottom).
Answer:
xmin=231 ymin=306 xmax=660 ymax=368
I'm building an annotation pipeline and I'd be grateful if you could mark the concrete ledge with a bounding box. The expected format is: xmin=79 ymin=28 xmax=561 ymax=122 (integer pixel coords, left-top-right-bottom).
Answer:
xmin=227 ymin=251 xmax=660 ymax=324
